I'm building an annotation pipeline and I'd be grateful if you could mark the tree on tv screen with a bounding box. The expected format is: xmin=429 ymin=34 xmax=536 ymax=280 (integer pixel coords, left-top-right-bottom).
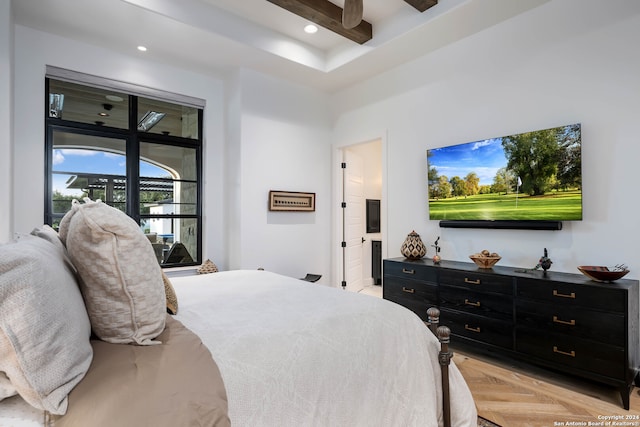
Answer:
xmin=501 ymin=123 xmax=581 ymax=196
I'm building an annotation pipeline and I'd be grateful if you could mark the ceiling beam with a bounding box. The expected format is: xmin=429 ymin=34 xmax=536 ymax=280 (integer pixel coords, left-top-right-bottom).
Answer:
xmin=266 ymin=0 xmax=372 ymax=44
xmin=404 ymin=0 xmax=438 ymax=13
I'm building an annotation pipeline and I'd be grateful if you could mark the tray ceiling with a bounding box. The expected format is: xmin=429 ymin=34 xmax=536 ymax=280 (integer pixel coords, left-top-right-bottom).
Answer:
xmin=12 ymin=0 xmax=550 ymax=92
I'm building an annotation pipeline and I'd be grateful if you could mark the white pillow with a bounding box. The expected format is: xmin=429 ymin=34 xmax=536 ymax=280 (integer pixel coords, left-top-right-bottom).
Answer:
xmin=30 ymin=225 xmax=76 ymax=271
xmin=0 ymin=234 xmax=93 ymax=415
xmin=58 ymin=199 xmax=166 ymax=345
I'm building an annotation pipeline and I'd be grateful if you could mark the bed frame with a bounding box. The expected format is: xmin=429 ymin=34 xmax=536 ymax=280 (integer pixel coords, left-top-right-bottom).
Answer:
xmin=427 ymin=307 xmax=453 ymax=427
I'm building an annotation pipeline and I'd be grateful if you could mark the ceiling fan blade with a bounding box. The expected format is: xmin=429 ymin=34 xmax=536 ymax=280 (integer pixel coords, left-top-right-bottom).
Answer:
xmin=342 ymin=0 xmax=363 ymax=29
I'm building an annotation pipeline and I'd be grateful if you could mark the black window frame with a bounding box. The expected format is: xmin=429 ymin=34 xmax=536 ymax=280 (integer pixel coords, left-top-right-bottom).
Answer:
xmin=44 ymin=78 xmax=203 ymax=268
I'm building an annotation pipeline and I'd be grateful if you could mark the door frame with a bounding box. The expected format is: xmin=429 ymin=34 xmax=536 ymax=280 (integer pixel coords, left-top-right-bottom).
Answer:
xmin=332 ymin=133 xmax=388 ymax=289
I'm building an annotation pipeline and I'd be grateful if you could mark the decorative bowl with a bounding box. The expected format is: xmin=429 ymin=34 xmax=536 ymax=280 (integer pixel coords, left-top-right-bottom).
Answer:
xmin=469 ymin=255 xmax=501 ymax=269
xmin=577 ymin=266 xmax=629 ymax=282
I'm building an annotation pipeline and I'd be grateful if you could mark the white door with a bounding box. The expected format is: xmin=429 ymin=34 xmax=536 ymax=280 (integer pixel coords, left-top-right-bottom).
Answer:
xmin=344 ymin=149 xmax=364 ymax=292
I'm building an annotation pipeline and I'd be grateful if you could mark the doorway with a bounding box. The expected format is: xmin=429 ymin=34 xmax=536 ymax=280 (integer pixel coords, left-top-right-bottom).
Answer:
xmin=336 ymin=139 xmax=384 ymax=292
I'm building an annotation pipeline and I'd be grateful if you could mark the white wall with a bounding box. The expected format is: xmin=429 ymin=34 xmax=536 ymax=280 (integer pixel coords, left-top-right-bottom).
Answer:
xmin=0 ymin=0 xmax=13 ymax=243
xmin=231 ymin=69 xmax=333 ymax=281
xmin=9 ymin=26 xmax=335 ymax=282
xmin=10 ymin=25 xmax=228 ymax=267
xmin=332 ymin=0 xmax=640 ymax=278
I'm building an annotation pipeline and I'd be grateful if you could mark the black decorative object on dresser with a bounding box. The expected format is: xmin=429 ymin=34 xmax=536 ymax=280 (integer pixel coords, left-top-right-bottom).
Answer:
xmin=383 ymin=258 xmax=640 ymax=409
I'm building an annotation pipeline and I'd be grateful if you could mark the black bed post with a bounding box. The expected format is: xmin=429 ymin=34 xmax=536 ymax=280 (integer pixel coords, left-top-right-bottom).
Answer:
xmin=437 ymin=326 xmax=452 ymax=427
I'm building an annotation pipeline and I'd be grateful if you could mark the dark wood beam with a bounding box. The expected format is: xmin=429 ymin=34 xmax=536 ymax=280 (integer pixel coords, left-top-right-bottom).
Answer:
xmin=404 ymin=0 xmax=438 ymax=13
xmin=266 ymin=0 xmax=372 ymax=44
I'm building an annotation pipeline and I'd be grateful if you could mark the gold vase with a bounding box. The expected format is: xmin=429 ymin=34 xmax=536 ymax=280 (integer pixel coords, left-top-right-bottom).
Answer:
xmin=400 ymin=230 xmax=426 ymax=260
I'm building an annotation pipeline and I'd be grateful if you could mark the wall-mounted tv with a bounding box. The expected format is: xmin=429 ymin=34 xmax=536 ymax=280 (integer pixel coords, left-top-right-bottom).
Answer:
xmin=427 ymin=123 xmax=581 ymax=230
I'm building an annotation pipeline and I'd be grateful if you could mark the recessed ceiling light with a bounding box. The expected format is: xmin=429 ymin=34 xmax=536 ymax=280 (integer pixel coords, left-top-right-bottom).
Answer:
xmin=137 ymin=45 xmax=147 ymax=52
xmin=304 ymin=24 xmax=318 ymax=34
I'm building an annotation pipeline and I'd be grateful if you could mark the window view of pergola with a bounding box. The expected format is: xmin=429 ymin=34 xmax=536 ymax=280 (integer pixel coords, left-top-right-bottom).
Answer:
xmin=46 ymin=77 xmax=202 ymax=267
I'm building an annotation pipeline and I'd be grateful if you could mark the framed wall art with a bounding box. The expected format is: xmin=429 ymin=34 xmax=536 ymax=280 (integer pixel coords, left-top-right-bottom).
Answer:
xmin=269 ymin=191 xmax=316 ymax=212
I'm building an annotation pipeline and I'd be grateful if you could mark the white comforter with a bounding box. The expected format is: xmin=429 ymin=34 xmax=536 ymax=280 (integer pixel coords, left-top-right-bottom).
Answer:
xmin=173 ymin=270 xmax=477 ymax=427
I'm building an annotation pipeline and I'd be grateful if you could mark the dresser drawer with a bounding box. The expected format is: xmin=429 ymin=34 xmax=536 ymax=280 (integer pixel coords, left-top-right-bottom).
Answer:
xmin=516 ymin=328 xmax=626 ymax=379
xmin=383 ymin=276 xmax=438 ymax=322
xmin=440 ymin=287 xmax=512 ymax=320
xmin=516 ymin=299 xmax=625 ymax=345
xmin=383 ymin=276 xmax=438 ymax=302
xmin=439 ymin=269 xmax=513 ymax=295
xmin=517 ymin=279 xmax=626 ymax=313
xmin=441 ymin=308 xmax=513 ymax=349
xmin=384 ymin=261 xmax=437 ymax=282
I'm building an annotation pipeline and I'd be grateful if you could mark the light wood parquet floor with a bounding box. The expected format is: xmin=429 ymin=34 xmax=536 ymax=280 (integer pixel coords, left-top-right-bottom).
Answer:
xmin=454 ymin=350 xmax=640 ymax=427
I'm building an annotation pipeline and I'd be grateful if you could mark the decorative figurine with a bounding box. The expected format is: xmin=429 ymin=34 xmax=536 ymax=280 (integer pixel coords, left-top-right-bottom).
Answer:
xmin=536 ymin=248 xmax=553 ymax=276
xmin=431 ymin=236 xmax=441 ymax=264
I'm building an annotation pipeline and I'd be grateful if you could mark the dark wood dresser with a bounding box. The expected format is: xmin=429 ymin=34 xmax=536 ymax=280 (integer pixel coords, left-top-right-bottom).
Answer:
xmin=383 ymin=257 xmax=640 ymax=409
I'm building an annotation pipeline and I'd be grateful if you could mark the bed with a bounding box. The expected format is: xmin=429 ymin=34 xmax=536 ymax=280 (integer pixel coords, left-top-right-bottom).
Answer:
xmin=173 ymin=270 xmax=476 ymax=426
xmin=0 ymin=200 xmax=477 ymax=427
xmin=0 ymin=269 xmax=477 ymax=427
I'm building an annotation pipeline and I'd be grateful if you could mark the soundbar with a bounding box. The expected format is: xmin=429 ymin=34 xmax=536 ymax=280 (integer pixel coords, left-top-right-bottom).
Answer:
xmin=439 ymin=220 xmax=563 ymax=230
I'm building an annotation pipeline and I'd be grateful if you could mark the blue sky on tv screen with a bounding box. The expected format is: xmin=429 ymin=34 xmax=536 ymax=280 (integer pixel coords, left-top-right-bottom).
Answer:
xmin=52 ymin=149 xmax=167 ymax=195
xmin=428 ymin=138 xmax=508 ymax=186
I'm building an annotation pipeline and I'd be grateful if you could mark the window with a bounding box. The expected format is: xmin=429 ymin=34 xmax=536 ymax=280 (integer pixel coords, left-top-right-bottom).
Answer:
xmin=45 ymin=77 xmax=203 ymax=267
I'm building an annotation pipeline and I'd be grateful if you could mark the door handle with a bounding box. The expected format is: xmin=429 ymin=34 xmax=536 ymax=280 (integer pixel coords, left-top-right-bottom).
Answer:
xmin=361 ymin=237 xmax=365 ymax=244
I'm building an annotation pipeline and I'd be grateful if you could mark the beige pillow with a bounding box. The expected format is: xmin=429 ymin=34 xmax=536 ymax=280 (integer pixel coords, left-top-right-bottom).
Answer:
xmin=0 ymin=234 xmax=93 ymax=415
xmin=197 ymin=259 xmax=219 ymax=274
xmin=59 ymin=199 xmax=166 ymax=345
xmin=162 ymin=272 xmax=178 ymax=315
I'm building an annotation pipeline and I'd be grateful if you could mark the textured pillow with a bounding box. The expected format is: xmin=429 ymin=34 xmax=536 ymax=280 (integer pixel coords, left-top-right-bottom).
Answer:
xmin=58 ymin=199 xmax=166 ymax=345
xmin=0 ymin=373 xmax=17 ymax=401
xmin=0 ymin=234 xmax=93 ymax=415
xmin=30 ymin=224 xmax=66 ymax=253
xmin=197 ymin=259 xmax=219 ymax=274
xmin=163 ymin=272 xmax=178 ymax=315
xmin=29 ymin=225 xmax=76 ymax=273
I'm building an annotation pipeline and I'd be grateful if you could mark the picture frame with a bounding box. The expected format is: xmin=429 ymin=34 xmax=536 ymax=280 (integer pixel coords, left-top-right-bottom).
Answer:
xmin=269 ymin=191 xmax=316 ymax=212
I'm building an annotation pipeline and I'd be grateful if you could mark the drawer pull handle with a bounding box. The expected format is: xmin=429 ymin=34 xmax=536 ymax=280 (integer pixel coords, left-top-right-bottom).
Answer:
xmin=464 ymin=299 xmax=481 ymax=307
xmin=465 ymin=324 xmax=481 ymax=333
xmin=464 ymin=278 xmax=481 ymax=285
xmin=402 ymin=268 xmax=415 ymax=275
xmin=402 ymin=287 xmax=415 ymax=294
xmin=553 ymin=316 xmax=576 ymax=326
xmin=553 ymin=290 xmax=576 ymax=299
xmin=553 ymin=346 xmax=576 ymax=358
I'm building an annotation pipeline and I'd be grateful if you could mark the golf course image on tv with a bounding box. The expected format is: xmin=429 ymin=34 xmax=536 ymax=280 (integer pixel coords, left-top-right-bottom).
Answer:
xmin=427 ymin=123 xmax=582 ymax=221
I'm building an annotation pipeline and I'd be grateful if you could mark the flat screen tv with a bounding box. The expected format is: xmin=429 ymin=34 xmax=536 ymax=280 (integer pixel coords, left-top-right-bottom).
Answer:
xmin=427 ymin=123 xmax=581 ymax=229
